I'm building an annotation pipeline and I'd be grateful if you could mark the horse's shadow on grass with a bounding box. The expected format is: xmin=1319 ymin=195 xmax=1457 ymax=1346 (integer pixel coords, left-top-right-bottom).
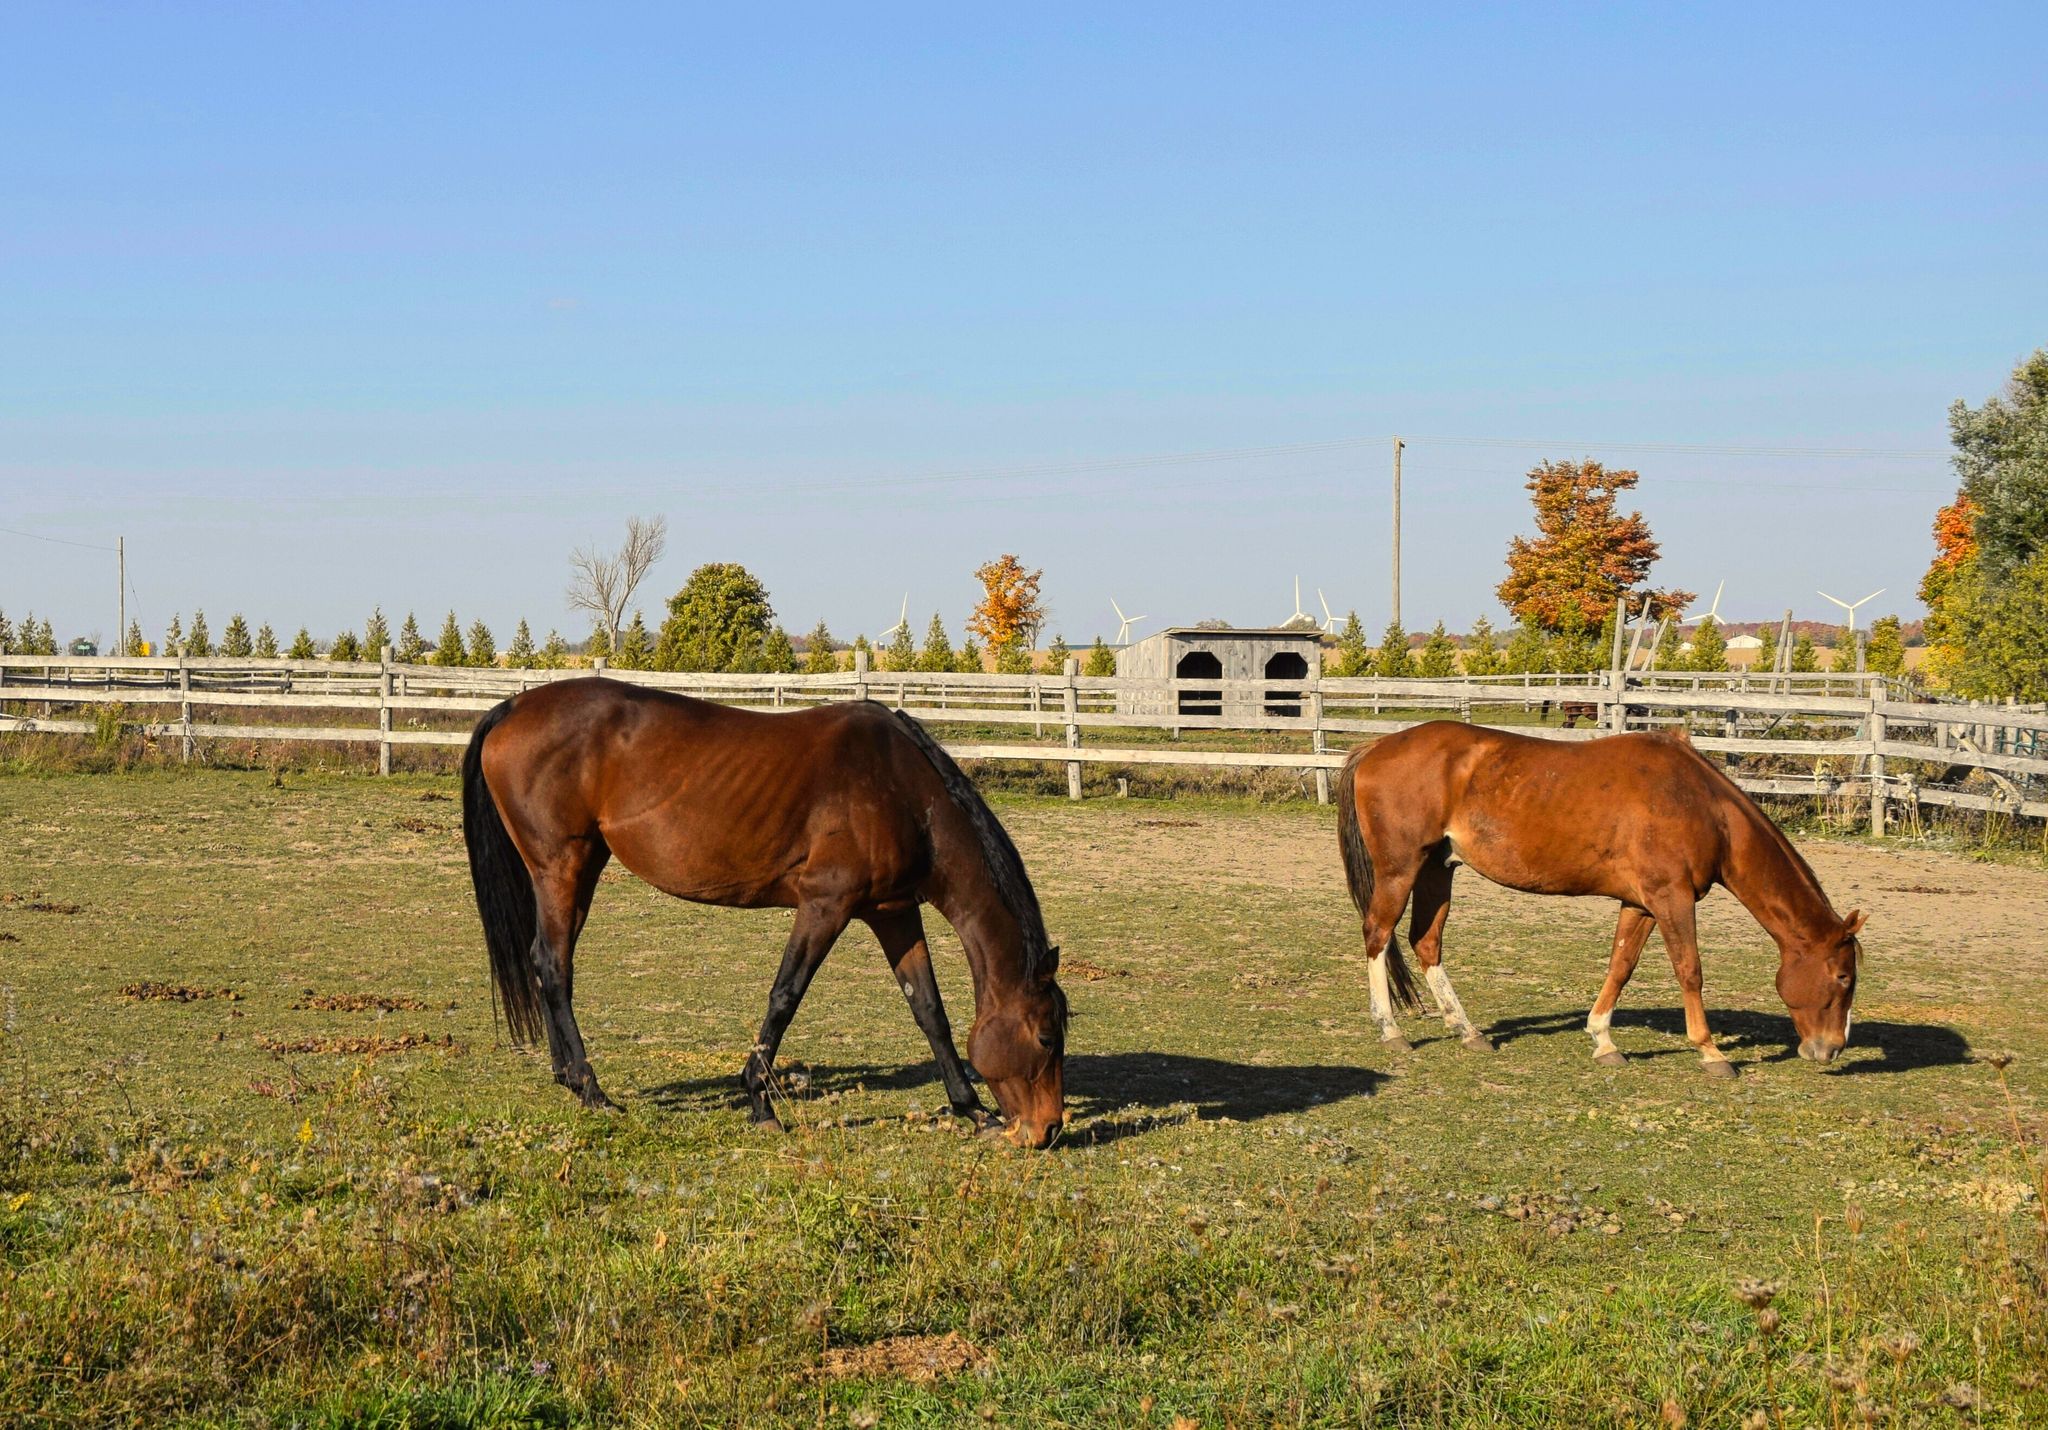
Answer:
xmin=637 ymin=1052 xmax=1387 ymax=1143
xmin=1484 ymin=1005 xmax=1970 ymax=1074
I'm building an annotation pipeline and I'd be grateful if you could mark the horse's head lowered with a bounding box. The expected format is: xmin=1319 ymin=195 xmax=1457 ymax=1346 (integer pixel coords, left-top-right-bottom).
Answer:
xmin=1776 ymin=909 xmax=1864 ymax=1064
xmin=969 ymin=950 xmax=1067 ymax=1148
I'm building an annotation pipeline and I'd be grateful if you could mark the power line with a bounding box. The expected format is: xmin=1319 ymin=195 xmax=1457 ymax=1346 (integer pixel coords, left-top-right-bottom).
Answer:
xmin=0 ymin=523 xmax=118 ymax=553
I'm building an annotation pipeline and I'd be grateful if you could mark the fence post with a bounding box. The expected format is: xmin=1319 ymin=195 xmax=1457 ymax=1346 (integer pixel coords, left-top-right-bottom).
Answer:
xmin=178 ymin=647 xmax=193 ymax=763
xmin=1868 ymin=695 xmax=1887 ymax=836
xmin=1063 ymin=657 xmax=1082 ymax=801
xmin=853 ymin=647 xmax=869 ymax=703
xmin=1311 ymin=659 xmax=1330 ymax=805
xmin=378 ymin=644 xmax=394 ymax=776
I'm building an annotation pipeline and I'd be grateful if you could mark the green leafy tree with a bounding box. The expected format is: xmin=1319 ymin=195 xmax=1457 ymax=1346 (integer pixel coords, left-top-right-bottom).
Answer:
xmin=954 ymin=638 xmax=983 ymax=674
xmin=1752 ymin=622 xmax=1779 ymax=676
xmin=433 ymin=612 xmax=467 ymax=667
xmin=363 ymin=608 xmax=390 ymax=657
xmin=1940 ymin=553 xmax=2048 ymax=699
xmin=656 ymin=563 xmax=774 ymax=672
xmin=1084 ymin=637 xmax=1116 ymax=677
xmin=883 ymin=620 xmax=917 ymax=673
xmin=1863 ymin=615 xmax=1906 ymax=680
xmin=1949 ymin=348 xmax=2048 ymax=585
xmin=505 ymin=620 xmax=537 ymax=667
xmin=164 ymin=614 xmax=184 ymax=653
xmin=1686 ymin=616 xmax=1728 ymax=673
xmin=1789 ymin=632 xmax=1820 ymax=673
xmin=1329 ymin=611 xmax=1370 ymax=676
xmin=186 ymin=611 xmax=212 ymax=657
xmin=466 ymin=620 xmax=497 ymax=667
xmin=1417 ymin=622 xmax=1458 ymax=677
xmin=1502 ymin=616 xmax=1552 ymax=674
xmin=1462 ymin=617 xmax=1502 ymax=677
xmin=396 ymin=612 xmax=428 ymax=663
xmin=615 ymin=612 xmax=653 ymax=670
xmin=993 ymin=640 xmax=1035 ymax=675
xmin=220 ymin=613 xmax=253 ymax=657
xmin=802 ymin=620 xmax=838 ymax=675
xmin=539 ymin=630 xmax=569 ymax=669
xmin=1042 ymin=633 xmax=1072 ymax=673
xmin=287 ymin=627 xmax=316 ymax=659
xmin=1373 ymin=621 xmax=1414 ymax=678
xmin=330 ymin=630 xmax=362 ymax=662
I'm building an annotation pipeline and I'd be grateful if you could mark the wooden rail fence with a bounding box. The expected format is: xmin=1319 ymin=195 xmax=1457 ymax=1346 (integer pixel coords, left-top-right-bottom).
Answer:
xmin=4 ymin=652 xmax=2043 ymax=832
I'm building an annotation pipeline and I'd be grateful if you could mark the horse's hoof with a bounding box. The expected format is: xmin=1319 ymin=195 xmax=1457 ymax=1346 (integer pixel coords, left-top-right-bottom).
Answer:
xmin=961 ymin=1107 xmax=1002 ymax=1132
xmin=977 ymin=1117 xmax=1011 ymax=1140
xmin=1383 ymin=1036 xmax=1413 ymax=1054
xmin=1461 ymin=1032 xmax=1495 ymax=1053
xmin=1594 ymin=1051 xmax=1628 ymax=1069
xmin=1701 ymin=1059 xmax=1739 ymax=1080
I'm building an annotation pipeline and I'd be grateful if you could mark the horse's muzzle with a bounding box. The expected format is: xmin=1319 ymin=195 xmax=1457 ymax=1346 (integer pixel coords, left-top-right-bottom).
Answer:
xmin=1798 ymin=1038 xmax=1843 ymax=1064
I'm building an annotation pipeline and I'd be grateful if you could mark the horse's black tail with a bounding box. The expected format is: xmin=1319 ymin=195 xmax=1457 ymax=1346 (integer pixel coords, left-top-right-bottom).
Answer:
xmin=462 ymin=700 xmax=546 ymax=1045
xmin=1335 ymin=746 xmax=1420 ymax=1012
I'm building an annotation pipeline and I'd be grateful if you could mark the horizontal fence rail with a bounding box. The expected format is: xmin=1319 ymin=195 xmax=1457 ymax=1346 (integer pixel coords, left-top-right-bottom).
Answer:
xmin=3 ymin=653 xmax=2043 ymax=830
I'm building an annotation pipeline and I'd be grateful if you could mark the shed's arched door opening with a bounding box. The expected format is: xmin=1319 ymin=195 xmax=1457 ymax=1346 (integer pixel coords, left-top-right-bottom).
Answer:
xmin=1175 ymin=650 xmax=1223 ymax=716
xmin=1263 ymin=651 xmax=1309 ymax=716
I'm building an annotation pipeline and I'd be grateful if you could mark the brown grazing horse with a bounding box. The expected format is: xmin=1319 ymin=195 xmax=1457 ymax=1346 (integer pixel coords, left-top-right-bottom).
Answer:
xmin=461 ymin=679 xmax=1067 ymax=1147
xmin=1336 ymin=722 xmax=1864 ymax=1076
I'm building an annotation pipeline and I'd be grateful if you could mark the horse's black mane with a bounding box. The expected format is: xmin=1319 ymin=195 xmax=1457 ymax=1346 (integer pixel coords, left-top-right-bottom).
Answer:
xmin=886 ymin=706 xmax=1059 ymax=986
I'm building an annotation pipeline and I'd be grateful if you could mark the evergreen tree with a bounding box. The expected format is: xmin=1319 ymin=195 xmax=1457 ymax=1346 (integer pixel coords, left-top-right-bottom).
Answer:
xmin=466 ymin=619 xmax=497 ymax=668
xmin=1042 ymin=633 xmax=1072 ymax=673
xmin=1863 ymin=615 xmax=1906 ymax=680
xmin=1462 ymin=617 xmax=1503 ymax=677
xmin=505 ymin=620 xmax=537 ymax=667
xmin=287 ymin=627 xmax=316 ymax=660
xmin=802 ymin=620 xmax=838 ymax=675
xmin=1329 ymin=611 xmax=1370 ymax=676
xmin=849 ymin=634 xmax=872 ymax=671
xmin=254 ymin=623 xmax=278 ymax=658
xmin=1828 ymin=625 xmax=1861 ymax=674
xmin=1503 ymin=616 xmax=1551 ymax=674
xmin=1550 ymin=603 xmax=1601 ymax=674
xmin=915 ymin=615 xmax=955 ymax=673
xmin=1651 ymin=620 xmax=1684 ymax=671
xmin=585 ymin=624 xmax=611 ymax=663
xmin=1373 ymin=620 xmax=1413 ymax=678
xmin=164 ymin=614 xmax=184 ymax=654
xmin=363 ymin=607 xmax=391 ymax=657
xmin=1418 ymin=622 xmax=1458 ymax=677
xmin=1789 ymin=632 xmax=1820 ymax=673
xmin=0 ymin=609 xmax=12 ymax=653
xmin=1083 ymin=636 xmax=1116 ymax=677
xmin=954 ymin=638 xmax=983 ymax=674
xmin=539 ymin=630 xmax=569 ymax=669
xmin=127 ymin=619 xmax=146 ymax=656
xmin=221 ymin=613 xmax=254 ymax=657
xmin=655 ymin=563 xmax=774 ymax=672
xmin=186 ymin=611 xmax=212 ymax=656
xmin=883 ymin=619 xmax=917 ymax=673
xmin=762 ymin=626 xmax=798 ymax=673
xmin=433 ymin=612 xmax=467 ymax=667
xmin=396 ymin=612 xmax=429 ymax=663
xmin=330 ymin=630 xmax=363 ymax=662
xmin=993 ymin=640 xmax=1035 ymax=675
xmin=36 ymin=617 xmax=57 ymax=654
xmin=1686 ymin=616 xmax=1728 ymax=673
xmin=615 ymin=612 xmax=653 ymax=670
xmin=1752 ymin=622 xmax=1779 ymax=677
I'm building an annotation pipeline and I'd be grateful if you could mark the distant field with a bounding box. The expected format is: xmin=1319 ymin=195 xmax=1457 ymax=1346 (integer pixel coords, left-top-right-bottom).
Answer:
xmin=1 ymin=771 xmax=2043 ymax=1427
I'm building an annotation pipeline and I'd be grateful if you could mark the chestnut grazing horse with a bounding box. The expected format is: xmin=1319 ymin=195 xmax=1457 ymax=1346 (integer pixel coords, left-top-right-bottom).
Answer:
xmin=461 ymin=679 xmax=1068 ymax=1147
xmin=1336 ymin=722 xmax=1864 ymax=1077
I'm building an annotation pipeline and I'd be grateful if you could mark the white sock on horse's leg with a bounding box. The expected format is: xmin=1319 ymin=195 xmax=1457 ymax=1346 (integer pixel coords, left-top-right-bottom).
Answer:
xmin=1424 ymin=964 xmax=1476 ymax=1038
xmin=1586 ymin=1008 xmax=1622 ymax=1062
xmin=1367 ymin=951 xmax=1405 ymax=1044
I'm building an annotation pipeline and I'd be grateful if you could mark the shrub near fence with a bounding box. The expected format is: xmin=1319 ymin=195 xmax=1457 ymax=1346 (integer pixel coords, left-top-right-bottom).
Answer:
xmin=3 ymin=651 xmax=2044 ymax=832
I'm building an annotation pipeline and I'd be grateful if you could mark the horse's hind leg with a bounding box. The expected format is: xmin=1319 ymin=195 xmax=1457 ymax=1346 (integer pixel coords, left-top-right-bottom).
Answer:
xmin=531 ymin=842 xmax=613 ymax=1110
xmin=741 ymin=898 xmax=854 ymax=1130
xmin=1587 ymin=907 xmax=1654 ymax=1067
xmin=866 ymin=907 xmax=992 ymax=1127
xmin=1409 ymin=854 xmax=1489 ymax=1051
xmin=1361 ymin=863 xmax=1422 ymax=1053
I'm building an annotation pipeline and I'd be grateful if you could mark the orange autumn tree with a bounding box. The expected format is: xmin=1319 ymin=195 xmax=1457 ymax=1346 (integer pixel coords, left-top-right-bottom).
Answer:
xmin=1496 ymin=459 xmax=1692 ymax=629
xmin=967 ymin=554 xmax=1046 ymax=657
xmin=1918 ymin=491 xmax=1980 ymax=688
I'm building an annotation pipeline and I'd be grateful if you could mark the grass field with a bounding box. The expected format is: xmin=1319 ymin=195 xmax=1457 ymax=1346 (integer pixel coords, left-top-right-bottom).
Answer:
xmin=2 ymin=770 xmax=2044 ymax=1427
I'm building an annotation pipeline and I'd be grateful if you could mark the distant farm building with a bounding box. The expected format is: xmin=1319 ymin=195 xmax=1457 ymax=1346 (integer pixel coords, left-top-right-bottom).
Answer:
xmin=1114 ymin=627 xmax=1324 ymax=719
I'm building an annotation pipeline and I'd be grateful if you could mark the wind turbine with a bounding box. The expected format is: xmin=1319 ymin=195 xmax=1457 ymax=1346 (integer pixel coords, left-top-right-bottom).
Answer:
xmin=1286 ymin=577 xmax=1312 ymax=627
xmin=1817 ymin=588 xmax=1884 ymax=637
xmin=1110 ymin=598 xmax=1148 ymax=646
xmin=1679 ymin=579 xmax=1726 ymax=626
xmin=1316 ymin=589 xmax=1339 ymax=635
xmin=878 ymin=595 xmax=909 ymax=644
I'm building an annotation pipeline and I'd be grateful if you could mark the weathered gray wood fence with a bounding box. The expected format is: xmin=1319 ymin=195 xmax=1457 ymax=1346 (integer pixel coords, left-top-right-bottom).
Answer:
xmin=3 ymin=651 xmax=2042 ymax=832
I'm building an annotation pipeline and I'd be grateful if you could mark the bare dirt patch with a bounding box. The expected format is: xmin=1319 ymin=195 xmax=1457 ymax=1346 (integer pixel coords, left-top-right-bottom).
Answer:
xmin=817 ymin=1331 xmax=988 ymax=1383
xmin=121 ymin=982 xmax=242 ymax=1003
xmin=1064 ymin=958 xmax=1127 ymax=982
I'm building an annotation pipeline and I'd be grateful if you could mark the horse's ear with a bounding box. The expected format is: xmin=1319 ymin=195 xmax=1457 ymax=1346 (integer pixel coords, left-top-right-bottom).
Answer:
xmin=1041 ymin=945 xmax=1060 ymax=981
xmin=1672 ymin=725 xmax=1693 ymax=746
xmin=1843 ymin=909 xmax=1866 ymax=937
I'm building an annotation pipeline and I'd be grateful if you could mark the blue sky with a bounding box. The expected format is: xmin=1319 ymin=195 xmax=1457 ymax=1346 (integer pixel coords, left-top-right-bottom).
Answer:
xmin=4 ymin=3 xmax=2044 ymax=647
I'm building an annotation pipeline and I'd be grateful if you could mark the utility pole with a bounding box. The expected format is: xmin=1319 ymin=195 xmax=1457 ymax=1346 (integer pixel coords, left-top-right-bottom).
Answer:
xmin=117 ymin=537 xmax=126 ymax=656
xmin=1391 ymin=436 xmax=1404 ymax=628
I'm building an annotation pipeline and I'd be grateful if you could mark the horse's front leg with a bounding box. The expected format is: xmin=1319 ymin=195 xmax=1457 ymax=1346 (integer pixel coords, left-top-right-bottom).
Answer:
xmin=866 ymin=906 xmax=994 ymax=1128
xmin=1652 ymin=898 xmax=1737 ymax=1078
xmin=742 ymin=899 xmax=852 ymax=1129
xmin=1586 ymin=906 xmax=1655 ymax=1068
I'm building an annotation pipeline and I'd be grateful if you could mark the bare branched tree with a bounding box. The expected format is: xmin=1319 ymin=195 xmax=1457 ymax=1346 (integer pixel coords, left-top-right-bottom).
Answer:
xmin=567 ymin=514 xmax=668 ymax=651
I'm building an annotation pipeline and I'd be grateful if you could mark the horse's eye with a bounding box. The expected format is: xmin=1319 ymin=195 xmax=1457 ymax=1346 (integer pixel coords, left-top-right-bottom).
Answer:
xmin=1834 ymin=972 xmax=1853 ymax=989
